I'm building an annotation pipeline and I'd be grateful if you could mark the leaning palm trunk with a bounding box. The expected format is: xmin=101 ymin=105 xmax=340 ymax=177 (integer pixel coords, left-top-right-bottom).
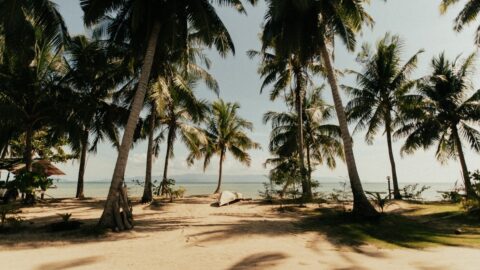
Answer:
xmin=76 ymin=131 xmax=89 ymax=199
xmin=452 ymin=127 xmax=477 ymax=198
xmin=294 ymin=73 xmax=312 ymax=200
xmin=141 ymin=107 xmax=156 ymax=203
xmin=160 ymin=125 xmax=175 ymax=196
xmin=385 ymin=116 xmax=401 ymax=199
xmin=214 ymin=149 xmax=225 ymax=194
xmin=319 ymin=40 xmax=378 ymax=217
xmin=98 ymin=22 xmax=161 ymax=230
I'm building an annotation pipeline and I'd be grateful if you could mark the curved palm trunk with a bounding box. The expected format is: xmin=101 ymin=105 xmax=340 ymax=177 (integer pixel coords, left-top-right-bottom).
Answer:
xmin=452 ymin=127 xmax=477 ymax=198
xmin=385 ymin=116 xmax=401 ymax=199
xmin=160 ymin=125 xmax=175 ymax=196
xmin=98 ymin=22 xmax=161 ymax=230
xmin=294 ymin=71 xmax=312 ymax=200
xmin=142 ymin=107 xmax=156 ymax=203
xmin=76 ymin=131 xmax=89 ymax=199
xmin=214 ymin=149 xmax=225 ymax=194
xmin=319 ymin=40 xmax=378 ymax=218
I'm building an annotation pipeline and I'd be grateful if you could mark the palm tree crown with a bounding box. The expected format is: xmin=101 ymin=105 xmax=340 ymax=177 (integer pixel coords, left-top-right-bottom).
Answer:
xmin=344 ymin=34 xmax=423 ymax=199
xmin=441 ymin=0 xmax=480 ymax=45
xmin=188 ymin=100 xmax=260 ymax=194
xmin=397 ymin=53 xmax=480 ymax=198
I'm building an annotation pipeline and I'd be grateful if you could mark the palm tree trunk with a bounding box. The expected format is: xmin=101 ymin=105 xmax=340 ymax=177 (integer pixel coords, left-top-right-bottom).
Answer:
xmin=24 ymin=125 xmax=33 ymax=172
xmin=385 ymin=116 xmax=401 ymax=199
xmin=319 ymin=40 xmax=378 ymax=218
xmin=294 ymin=71 xmax=312 ymax=200
xmin=142 ymin=107 xmax=156 ymax=203
xmin=452 ymin=126 xmax=477 ymax=199
xmin=214 ymin=149 xmax=225 ymax=194
xmin=76 ymin=131 xmax=88 ymax=199
xmin=306 ymin=145 xmax=312 ymax=183
xmin=98 ymin=21 xmax=161 ymax=231
xmin=160 ymin=125 xmax=174 ymax=196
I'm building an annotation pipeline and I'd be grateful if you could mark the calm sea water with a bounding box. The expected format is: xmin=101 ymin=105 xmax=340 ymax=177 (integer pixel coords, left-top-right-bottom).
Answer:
xmin=44 ymin=180 xmax=457 ymax=201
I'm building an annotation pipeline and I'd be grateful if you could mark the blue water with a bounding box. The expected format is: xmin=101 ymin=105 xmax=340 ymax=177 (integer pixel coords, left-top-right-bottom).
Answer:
xmin=44 ymin=180 xmax=457 ymax=201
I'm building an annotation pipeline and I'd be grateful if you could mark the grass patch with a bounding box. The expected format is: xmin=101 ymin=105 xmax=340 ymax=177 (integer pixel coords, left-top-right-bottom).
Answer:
xmin=299 ymin=203 xmax=480 ymax=249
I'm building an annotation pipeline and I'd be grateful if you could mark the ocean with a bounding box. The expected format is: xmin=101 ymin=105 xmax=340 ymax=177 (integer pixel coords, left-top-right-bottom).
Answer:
xmin=44 ymin=180 xmax=458 ymax=201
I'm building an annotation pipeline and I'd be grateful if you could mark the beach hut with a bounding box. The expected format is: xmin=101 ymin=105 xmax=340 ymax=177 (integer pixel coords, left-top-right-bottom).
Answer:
xmin=10 ymin=159 xmax=66 ymax=177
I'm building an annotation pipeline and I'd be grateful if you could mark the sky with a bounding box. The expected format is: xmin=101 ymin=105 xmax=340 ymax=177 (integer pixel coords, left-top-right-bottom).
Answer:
xmin=51 ymin=0 xmax=480 ymax=184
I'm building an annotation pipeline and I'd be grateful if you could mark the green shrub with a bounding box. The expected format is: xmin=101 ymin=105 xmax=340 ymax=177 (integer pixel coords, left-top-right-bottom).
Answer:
xmin=366 ymin=191 xmax=394 ymax=213
xmin=402 ymin=184 xmax=430 ymax=201
xmin=7 ymin=171 xmax=53 ymax=204
xmin=57 ymin=213 xmax=72 ymax=222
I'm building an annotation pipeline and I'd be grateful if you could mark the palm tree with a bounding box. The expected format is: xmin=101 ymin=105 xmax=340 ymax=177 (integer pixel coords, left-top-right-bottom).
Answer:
xmin=153 ymin=78 xmax=210 ymax=196
xmin=138 ymin=102 xmax=164 ymax=203
xmin=248 ymin=49 xmax=322 ymax=200
xmin=0 ymin=18 xmax=67 ymax=172
xmin=61 ymin=35 xmax=131 ymax=199
xmin=440 ymin=0 xmax=480 ymax=45
xmin=188 ymin=100 xmax=260 ymax=194
xmin=344 ymin=34 xmax=423 ymax=199
xmin=260 ymin=0 xmax=378 ymax=217
xmin=81 ymin=0 xmax=256 ymax=230
xmin=0 ymin=0 xmax=68 ymax=51
xmin=397 ymin=53 xmax=480 ymax=199
xmin=264 ymin=86 xmax=344 ymax=183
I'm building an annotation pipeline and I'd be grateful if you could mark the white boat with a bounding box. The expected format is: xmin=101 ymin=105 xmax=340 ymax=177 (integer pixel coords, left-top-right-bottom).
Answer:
xmin=218 ymin=191 xmax=243 ymax=206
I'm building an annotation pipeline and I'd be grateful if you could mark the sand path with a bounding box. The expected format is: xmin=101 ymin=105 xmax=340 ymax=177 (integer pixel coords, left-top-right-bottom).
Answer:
xmin=0 ymin=197 xmax=478 ymax=270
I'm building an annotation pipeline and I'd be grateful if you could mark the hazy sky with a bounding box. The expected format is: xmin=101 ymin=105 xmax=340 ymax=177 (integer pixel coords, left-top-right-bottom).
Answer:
xmin=52 ymin=0 xmax=480 ymax=184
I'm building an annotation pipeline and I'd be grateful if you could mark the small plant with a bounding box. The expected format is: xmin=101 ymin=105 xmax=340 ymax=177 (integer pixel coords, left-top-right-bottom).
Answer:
xmin=49 ymin=213 xmax=82 ymax=232
xmin=462 ymin=199 xmax=480 ymax=216
xmin=329 ymin=181 xmax=352 ymax=212
xmin=366 ymin=191 xmax=394 ymax=213
xmin=155 ymin=178 xmax=175 ymax=197
xmin=402 ymin=184 xmax=431 ymax=201
xmin=57 ymin=213 xmax=72 ymax=223
xmin=171 ymin=187 xmax=186 ymax=201
xmin=259 ymin=182 xmax=276 ymax=202
xmin=441 ymin=191 xmax=463 ymax=203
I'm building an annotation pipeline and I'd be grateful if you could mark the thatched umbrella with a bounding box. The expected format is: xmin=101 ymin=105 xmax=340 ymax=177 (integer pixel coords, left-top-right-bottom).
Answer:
xmin=10 ymin=159 xmax=65 ymax=176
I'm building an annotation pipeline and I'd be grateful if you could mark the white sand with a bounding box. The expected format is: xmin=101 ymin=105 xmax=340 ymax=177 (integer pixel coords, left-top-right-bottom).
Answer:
xmin=0 ymin=197 xmax=478 ymax=270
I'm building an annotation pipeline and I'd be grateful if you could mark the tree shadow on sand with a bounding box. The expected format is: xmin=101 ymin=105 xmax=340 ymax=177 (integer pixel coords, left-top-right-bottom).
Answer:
xmin=34 ymin=256 xmax=103 ymax=270
xmin=299 ymin=208 xmax=480 ymax=249
xmin=227 ymin=252 xmax=288 ymax=270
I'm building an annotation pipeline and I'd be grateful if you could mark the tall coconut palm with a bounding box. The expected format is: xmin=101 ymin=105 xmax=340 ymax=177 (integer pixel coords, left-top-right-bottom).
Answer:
xmin=440 ymin=0 xmax=480 ymax=45
xmin=344 ymin=34 xmax=423 ymax=199
xmin=0 ymin=18 xmax=68 ymax=172
xmin=188 ymin=100 xmax=260 ymax=194
xmin=264 ymin=86 xmax=344 ymax=183
xmin=153 ymin=78 xmax=210 ymax=196
xmin=61 ymin=35 xmax=131 ymax=199
xmin=81 ymin=0 xmax=256 ymax=230
xmin=397 ymin=53 xmax=480 ymax=199
xmin=248 ymin=49 xmax=322 ymax=200
xmin=261 ymin=0 xmax=378 ymax=217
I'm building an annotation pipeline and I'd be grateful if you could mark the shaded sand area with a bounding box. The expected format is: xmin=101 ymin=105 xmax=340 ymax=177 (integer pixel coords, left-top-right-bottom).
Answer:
xmin=0 ymin=197 xmax=479 ymax=270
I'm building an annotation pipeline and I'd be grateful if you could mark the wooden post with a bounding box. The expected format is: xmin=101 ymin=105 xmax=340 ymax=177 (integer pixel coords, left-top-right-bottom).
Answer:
xmin=387 ymin=176 xmax=392 ymax=200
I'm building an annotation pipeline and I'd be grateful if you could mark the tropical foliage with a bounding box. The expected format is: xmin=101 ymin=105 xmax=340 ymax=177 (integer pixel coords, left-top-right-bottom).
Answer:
xmin=344 ymin=33 xmax=423 ymax=199
xmin=440 ymin=0 xmax=480 ymax=45
xmin=397 ymin=53 xmax=480 ymax=199
xmin=188 ymin=100 xmax=260 ymax=194
xmin=264 ymin=86 xmax=344 ymax=197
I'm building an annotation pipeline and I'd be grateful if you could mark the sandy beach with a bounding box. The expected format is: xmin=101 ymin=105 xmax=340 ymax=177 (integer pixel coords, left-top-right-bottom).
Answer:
xmin=0 ymin=197 xmax=478 ymax=270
